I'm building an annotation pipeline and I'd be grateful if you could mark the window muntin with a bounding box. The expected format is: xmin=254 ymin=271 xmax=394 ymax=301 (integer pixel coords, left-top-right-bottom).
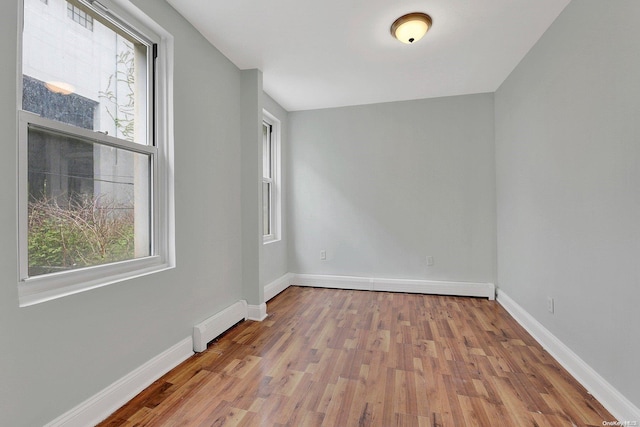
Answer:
xmin=262 ymin=111 xmax=280 ymax=243
xmin=67 ymin=2 xmax=93 ymax=31
xmin=18 ymin=0 xmax=171 ymax=305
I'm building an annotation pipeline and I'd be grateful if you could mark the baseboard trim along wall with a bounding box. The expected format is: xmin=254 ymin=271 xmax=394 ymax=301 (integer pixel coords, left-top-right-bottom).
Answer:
xmin=247 ymin=303 xmax=268 ymax=321
xmin=50 ymin=281 xmax=637 ymax=426
xmin=48 ymin=295 xmax=272 ymax=426
xmin=497 ymin=289 xmax=640 ymax=423
xmin=45 ymin=337 xmax=194 ymax=427
xmin=293 ymin=273 xmax=496 ymax=299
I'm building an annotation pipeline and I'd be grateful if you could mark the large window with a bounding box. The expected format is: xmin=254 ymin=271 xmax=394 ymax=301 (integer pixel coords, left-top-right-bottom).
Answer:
xmin=18 ymin=0 xmax=174 ymax=306
xmin=262 ymin=111 xmax=281 ymax=243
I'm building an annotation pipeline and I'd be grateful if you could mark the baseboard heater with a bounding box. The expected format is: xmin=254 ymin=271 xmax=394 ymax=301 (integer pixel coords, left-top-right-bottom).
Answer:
xmin=193 ymin=300 xmax=247 ymax=352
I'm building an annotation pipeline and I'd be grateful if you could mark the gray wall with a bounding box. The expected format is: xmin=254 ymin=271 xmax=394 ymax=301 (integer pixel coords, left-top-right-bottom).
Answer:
xmin=495 ymin=0 xmax=640 ymax=407
xmin=240 ymin=69 xmax=263 ymax=305
xmin=288 ymin=94 xmax=496 ymax=283
xmin=0 ymin=0 xmax=250 ymax=425
xmin=260 ymin=93 xmax=289 ymax=287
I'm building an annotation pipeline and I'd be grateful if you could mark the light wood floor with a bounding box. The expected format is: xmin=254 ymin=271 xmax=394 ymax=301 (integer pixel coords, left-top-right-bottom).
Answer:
xmin=100 ymin=286 xmax=613 ymax=426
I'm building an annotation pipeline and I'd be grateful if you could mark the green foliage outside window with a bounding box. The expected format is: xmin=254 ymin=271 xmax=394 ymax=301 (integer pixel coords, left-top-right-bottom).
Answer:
xmin=28 ymin=195 xmax=135 ymax=276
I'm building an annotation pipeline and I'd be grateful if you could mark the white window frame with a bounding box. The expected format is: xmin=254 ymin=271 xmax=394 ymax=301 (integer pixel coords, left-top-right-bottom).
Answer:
xmin=262 ymin=110 xmax=281 ymax=244
xmin=17 ymin=0 xmax=175 ymax=307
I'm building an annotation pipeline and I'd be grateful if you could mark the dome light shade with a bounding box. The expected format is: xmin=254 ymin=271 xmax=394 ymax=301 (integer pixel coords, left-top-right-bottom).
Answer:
xmin=391 ymin=12 xmax=432 ymax=44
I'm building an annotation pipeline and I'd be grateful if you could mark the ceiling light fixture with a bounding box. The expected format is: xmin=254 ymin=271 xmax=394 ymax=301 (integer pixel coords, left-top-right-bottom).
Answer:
xmin=390 ymin=12 xmax=432 ymax=44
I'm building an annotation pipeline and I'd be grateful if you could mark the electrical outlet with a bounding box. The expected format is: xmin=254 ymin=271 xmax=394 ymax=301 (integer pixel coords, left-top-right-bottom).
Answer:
xmin=320 ymin=250 xmax=326 ymax=260
xmin=426 ymin=256 xmax=434 ymax=266
xmin=547 ymin=297 xmax=554 ymax=314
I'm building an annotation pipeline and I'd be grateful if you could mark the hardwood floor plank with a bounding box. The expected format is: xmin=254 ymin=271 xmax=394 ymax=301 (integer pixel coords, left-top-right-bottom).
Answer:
xmin=321 ymin=376 xmax=350 ymax=426
xmin=99 ymin=287 xmax=614 ymax=426
xmin=381 ymin=367 xmax=397 ymax=427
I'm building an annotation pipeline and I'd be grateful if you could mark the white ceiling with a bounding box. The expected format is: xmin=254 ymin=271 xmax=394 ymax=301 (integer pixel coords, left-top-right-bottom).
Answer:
xmin=166 ymin=0 xmax=570 ymax=112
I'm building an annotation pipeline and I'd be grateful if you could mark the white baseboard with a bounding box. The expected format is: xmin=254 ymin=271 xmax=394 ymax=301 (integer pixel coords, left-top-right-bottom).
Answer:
xmin=247 ymin=303 xmax=268 ymax=321
xmin=265 ymin=272 xmax=495 ymax=301
xmin=497 ymin=290 xmax=640 ymax=423
xmin=193 ymin=300 xmax=248 ymax=352
xmin=293 ymin=274 xmax=495 ymax=299
xmin=264 ymin=272 xmax=294 ymax=301
xmin=47 ymin=293 xmax=272 ymax=426
xmin=295 ymin=273 xmax=372 ymax=291
xmin=45 ymin=337 xmax=193 ymax=427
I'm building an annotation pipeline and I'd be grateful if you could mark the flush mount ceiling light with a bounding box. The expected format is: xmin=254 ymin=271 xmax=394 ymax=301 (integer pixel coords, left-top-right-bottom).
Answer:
xmin=390 ymin=12 xmax=432 ymax=44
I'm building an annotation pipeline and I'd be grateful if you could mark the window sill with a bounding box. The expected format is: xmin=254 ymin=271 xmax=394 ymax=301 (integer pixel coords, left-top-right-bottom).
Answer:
xmin=18 ymin=257 xmax=174 ymax=307
xmin=263 ymin=236 xmax=281 ymax=245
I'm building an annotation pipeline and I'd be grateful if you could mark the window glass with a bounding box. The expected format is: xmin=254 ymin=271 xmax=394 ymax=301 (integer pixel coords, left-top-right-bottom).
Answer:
xmin=262 ymin=181 xmax=271 ymax=236
xmin=22 ymin=0 xmax=149 ymax=144
xmin=263 ymin=123 xmax=272 ymax=179
xmin=27 ymin=126 xmax=150 ymax=277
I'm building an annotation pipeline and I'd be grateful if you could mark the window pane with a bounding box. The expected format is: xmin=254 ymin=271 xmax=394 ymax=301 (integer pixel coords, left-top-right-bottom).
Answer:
xmin=263 ymin=123 xmax=272 ymax=179
xmin=27 ymin=126 xmax=151 ymax=277
xmin=67 ymin=3 xmax=93 ymax=31
xmin=22 ymin=0 xmax=148 ymax=144
xmin=263 ymin=181 xmax=271 ymax=236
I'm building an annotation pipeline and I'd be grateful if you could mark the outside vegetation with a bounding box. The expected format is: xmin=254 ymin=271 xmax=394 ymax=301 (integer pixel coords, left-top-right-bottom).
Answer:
xmin=28 ymin=195 xmax=135 ymax=276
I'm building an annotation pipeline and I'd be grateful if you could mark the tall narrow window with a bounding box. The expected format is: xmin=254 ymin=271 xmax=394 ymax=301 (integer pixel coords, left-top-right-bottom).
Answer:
xmin=262 ymin=111 xmax=281 ymax=243
xmin=19 ymin=0 xmax=174 ymax=306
